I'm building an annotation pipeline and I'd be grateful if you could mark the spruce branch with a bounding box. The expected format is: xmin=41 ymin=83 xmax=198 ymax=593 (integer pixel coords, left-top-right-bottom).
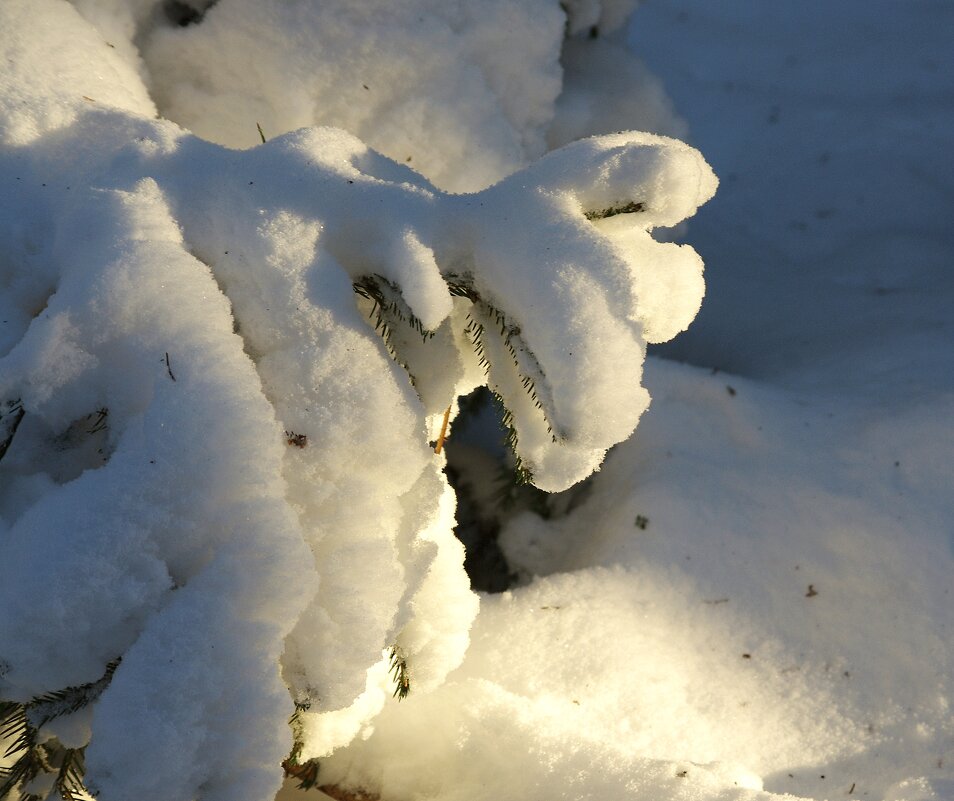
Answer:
xmin=85 ymin=408 xmax=108 ymax=435
xmin=353 ymin=275 xmax=433 ymax=344
xmin=282 ymin=704 xmax=320 ymax=790
xmin=583 ymin=200 xmax=645 ymax=220
xmin=55 ymin=747 xmax=86 ymax=801
xmin=353 ymin=274 xmax=436 ymax=386
xmin=352 ymin=270 xmax=562 ymax=485
xmin=449 ymin=275 xmax=561 ymax=442
xmin=0 ymin=661 xmax=119 ymax=801
xmin=0 ymin=399 xmax=25 ymax=463
xmin=387 ymin=647 xmax=410 ymax=701
xmin=25 ymin=661 xmax=119 ymax=732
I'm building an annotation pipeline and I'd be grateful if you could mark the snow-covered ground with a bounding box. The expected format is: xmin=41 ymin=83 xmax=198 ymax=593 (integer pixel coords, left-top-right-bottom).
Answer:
xmin=1 ymin=1 xmax=952 ymax=801
xmin=314 ymin=3 xmax=954 ymax=801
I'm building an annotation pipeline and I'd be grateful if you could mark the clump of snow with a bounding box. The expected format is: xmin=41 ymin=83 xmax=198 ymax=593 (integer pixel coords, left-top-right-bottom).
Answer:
xmin=115 ymin=0 xmax=566 ymax=192
xmin=289 ymin=2 xmax=954 ymax=801
xmin=0 ymin=1 xmax=155 ymax=145
xmin=70 ymin=0 xmax=685 ymax=195
xmin=0 ymin=1 xmax=715 ymax=799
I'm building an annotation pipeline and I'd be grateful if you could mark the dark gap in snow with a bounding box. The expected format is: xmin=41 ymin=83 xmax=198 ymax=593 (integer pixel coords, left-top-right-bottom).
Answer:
xmin=444 ymin=388 xmax=594 ymax=592
xmin=162 ymin=0 xmax=218 ymax=28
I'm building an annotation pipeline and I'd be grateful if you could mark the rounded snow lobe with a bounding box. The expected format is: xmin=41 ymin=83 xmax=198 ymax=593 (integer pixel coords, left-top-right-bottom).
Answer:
xmin=447 ymin=130 xmax=716 ymax=491
xmin=0 ymin=10 xmax=715 ymax=798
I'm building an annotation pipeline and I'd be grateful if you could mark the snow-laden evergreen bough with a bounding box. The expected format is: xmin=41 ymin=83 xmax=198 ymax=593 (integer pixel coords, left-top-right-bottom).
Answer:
xmin=0 ymin=4 xmax=715 ymax=800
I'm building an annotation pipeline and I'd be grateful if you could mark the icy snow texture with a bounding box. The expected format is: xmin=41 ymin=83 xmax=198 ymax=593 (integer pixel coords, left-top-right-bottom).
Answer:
xmin=0 ymin=1 xmax=715 ymax=799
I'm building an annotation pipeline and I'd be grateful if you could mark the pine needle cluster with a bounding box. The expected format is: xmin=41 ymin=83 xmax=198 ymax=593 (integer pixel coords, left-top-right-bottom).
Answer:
xmin=282 ymin=704 xmax=321 ymax=791
xmin=0 ymin=662 xmax=118 ymax=801
xmin=0 ymin=399 xmax=24 ymax=463
xmin=387 ymin=647 xmax=410 ymax=701
xmin=351 ymin=273 xmax=561 ymax=485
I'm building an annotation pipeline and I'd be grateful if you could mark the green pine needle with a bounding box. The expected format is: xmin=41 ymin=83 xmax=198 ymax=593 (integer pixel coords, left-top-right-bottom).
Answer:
xmin=388 ymin=647 xmax=410 ymax=701
xmin=0 ymin=399 xmax=25 ymax=463
xmin=0 ymin=661 xmax=119 ymax=801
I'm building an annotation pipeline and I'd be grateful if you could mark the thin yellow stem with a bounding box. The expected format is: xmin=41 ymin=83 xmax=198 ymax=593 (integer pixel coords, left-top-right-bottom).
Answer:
xmin=434 ymin=405 xmax=452 ymax=454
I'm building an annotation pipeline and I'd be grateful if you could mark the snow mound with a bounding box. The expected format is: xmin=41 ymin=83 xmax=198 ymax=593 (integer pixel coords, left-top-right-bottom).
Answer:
xmin=0 ymin=3 xmax=715 ymax=799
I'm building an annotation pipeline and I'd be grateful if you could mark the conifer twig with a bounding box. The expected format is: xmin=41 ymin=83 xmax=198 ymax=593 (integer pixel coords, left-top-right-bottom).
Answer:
xmin=0 ymin=661 xmax=119 ymax=801
xmin=0 ymin=399 xmax=24 ymax=463
xmin=434 ymin=405 xmax=451 ymax=454
xmin=282 ymin=704 xmax=321 ymax=790
xmin=387 ymin=647 xmax=410 ymax=700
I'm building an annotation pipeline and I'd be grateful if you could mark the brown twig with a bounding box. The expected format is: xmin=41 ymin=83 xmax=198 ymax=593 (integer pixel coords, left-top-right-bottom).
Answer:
xmin=434 ymin=405 xmax=451 ymax=454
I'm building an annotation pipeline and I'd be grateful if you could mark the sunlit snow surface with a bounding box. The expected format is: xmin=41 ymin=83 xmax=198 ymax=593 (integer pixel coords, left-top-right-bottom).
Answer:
xmin=0 ymin=1 xmax=718 ymax=800
xmin=318 ymin=3 xmax=954 ymax=801
xmin=0 ymin=1 xmax=951 ymax=801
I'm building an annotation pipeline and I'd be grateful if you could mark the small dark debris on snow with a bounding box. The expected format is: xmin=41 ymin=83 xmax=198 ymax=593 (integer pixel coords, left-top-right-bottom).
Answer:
xmin=635 ymin=515 xmax=649 ymax=530
xmin=703 ymin=598 xmax=730 ymax=605
xmin=676 ymin=770 xmax=688 ymax=778
xmin=286 ymin=431 xmax=308 ymax=448
xmin=806 ymin=584 xmax=818 ymax=597
xmin=742 ymin=653 xmax=752 ymax=659
xmin=164 ymin=351 xmax=176 ymax=381
xmin=726 ymin=385 xmax=736 ymax=396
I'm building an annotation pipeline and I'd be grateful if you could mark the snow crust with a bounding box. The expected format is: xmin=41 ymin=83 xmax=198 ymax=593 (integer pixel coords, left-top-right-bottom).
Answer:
xmin=0 ymin=2 xmax=714 ymax=799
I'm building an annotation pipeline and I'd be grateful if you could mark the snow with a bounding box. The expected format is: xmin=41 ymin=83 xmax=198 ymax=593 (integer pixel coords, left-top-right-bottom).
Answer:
xmin=316 ymin=2 xmax=954 ymax=801
xmin=0 ymin=2 xmax=716 ymax=800
xmin=132 ymin=0 xmax=567 ymax=192
xmin=1 ymin=1 xmax=952 ymax=801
